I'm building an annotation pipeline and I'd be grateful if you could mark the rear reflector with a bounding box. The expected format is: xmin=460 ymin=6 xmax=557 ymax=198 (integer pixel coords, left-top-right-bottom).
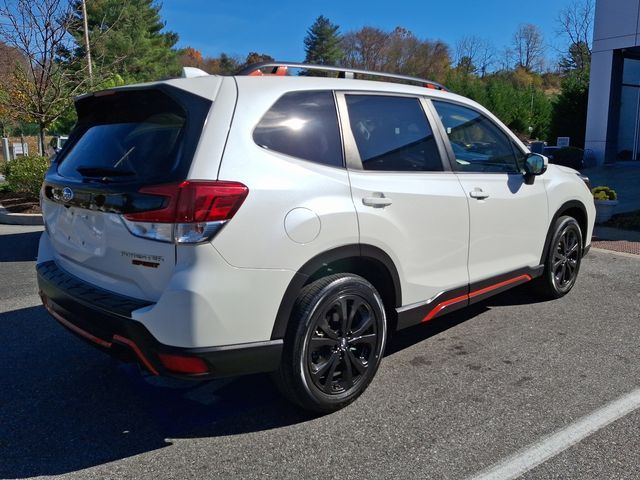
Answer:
xmin=158 ymin=353 xmax=210 ymax=375
xmin=121 ymin=180 xmax=248 ymax=244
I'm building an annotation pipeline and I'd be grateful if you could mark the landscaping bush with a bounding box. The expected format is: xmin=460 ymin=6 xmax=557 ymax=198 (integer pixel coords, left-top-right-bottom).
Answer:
xmin=3 ymin=155 xmax=50 ymax=198
xmin=591 ymin=186 xmax=617 ymax=201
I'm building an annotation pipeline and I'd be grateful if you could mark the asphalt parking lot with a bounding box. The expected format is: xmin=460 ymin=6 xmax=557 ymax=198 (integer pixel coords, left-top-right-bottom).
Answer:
xmin=1 ymin=224 xmax=639 ymax=479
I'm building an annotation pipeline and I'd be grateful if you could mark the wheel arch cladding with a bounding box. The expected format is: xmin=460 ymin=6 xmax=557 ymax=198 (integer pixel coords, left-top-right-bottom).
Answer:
xmin=540 ymin=200 xmax=588 ymax=265
xmin=270 ymin=245 xmax=402 ymax=340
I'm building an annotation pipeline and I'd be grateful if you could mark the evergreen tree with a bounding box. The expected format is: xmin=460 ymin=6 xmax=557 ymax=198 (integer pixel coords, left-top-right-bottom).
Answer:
xmin=559 ymin=41 xmax=591 ymax=75
xmin=549 ymin=74 xmax=589 ymax=148
xmin=550 ymin=40 xmax=591 ymax=148
xmin=303 ymin=15 xmax=343 ymax=74
xmin=69 ymin=0 xmax=180 ymax=83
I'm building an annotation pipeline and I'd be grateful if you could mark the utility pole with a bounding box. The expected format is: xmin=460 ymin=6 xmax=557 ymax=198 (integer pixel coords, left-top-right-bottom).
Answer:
xmin=81 ymin=0 xmax=93 ymax=83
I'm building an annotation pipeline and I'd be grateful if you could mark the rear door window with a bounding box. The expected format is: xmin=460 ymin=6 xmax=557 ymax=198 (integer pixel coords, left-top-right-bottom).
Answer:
xmin=253 ymin=90 xmax=343 ymax=167
xmin=344 ymin=94 xmax=444 ymax=172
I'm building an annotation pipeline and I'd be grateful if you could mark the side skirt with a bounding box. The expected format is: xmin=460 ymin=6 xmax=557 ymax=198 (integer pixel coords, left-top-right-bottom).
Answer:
xmin=396 ymin=265 xmax=544 ymax=331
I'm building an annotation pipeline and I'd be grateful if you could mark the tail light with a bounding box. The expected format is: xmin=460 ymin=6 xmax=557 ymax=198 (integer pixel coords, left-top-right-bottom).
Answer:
xmin=121 ymin=180 xmax=248 ymax=244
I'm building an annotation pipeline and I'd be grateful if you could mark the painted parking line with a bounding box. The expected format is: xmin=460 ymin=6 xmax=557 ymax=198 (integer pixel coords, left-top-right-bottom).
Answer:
xmin=467 ymin=387 xmax=640 ymax=480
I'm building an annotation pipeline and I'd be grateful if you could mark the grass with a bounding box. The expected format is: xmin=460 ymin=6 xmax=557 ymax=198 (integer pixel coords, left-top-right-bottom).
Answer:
xmin=605 ymin=210 xmax=640 ymax=232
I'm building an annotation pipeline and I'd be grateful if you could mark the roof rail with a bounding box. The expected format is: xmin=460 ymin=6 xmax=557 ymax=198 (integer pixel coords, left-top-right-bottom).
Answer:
xmin=236 ymin=61 xmax=448 ymax=91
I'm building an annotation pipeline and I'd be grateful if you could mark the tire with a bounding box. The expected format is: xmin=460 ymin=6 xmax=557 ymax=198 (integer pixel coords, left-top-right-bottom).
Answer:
xmin=534 ymin=215 xmax=583 ymax=299
xmin=274 ymin=274 xmax=387 ymax=413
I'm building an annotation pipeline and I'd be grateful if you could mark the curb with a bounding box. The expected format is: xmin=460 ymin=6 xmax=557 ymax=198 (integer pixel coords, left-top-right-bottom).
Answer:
xmin=591 ymin=247 xmax=640 ymax=259
xmin=0 ymin=205 xmax=43 ymax=226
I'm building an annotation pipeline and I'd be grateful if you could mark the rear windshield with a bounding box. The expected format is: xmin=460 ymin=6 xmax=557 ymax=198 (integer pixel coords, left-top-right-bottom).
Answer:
xmin=57 ymin=89 xmax=197 ymax=182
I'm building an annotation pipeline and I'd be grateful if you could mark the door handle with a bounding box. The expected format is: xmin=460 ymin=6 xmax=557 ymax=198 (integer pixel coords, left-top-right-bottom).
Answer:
xmin=469 ymin=189 xmax=489 ymax=200
xmin=362 ymin=193 xmax=393 ymax=208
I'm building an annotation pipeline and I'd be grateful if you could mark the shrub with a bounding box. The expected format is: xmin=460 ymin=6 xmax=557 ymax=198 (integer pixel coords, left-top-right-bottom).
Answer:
xmin=592 ymin=186 xmax=617 ymax=201
xmin=4 ymin=155 xmax=50 ymax=198
xmin=549 ymin=73 xmax=589 ymax=149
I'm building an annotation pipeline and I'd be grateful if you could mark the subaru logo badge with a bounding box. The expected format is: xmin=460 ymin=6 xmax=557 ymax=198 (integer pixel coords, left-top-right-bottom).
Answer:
xmin=62 ymin=187 xmax=74 ymax=202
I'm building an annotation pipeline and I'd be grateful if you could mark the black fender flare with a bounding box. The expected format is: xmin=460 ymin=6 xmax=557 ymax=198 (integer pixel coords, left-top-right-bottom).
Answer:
xmin=540 ymin=200 xmax=588 ymax=264
xmin=270 ymin=244 xmax=401 ymax=340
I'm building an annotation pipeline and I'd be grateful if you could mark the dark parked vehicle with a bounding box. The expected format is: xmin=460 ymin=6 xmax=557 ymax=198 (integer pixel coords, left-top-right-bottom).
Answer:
xmin=543 ymin=146 xmax=584 ymax=170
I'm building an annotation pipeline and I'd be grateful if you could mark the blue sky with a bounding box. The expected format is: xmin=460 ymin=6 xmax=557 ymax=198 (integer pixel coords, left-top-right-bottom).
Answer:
xmin=161 ymin=0 xmax=577 ymax=62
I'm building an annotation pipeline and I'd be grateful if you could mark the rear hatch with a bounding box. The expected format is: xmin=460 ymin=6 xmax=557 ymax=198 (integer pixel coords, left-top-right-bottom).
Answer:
xmin=42 ymin=85 xmax=212 ymax=301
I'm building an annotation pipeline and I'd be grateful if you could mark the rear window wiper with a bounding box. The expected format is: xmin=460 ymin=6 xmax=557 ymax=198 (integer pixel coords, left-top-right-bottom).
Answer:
xmin=76 ymin=166 xmax=136 ymax=178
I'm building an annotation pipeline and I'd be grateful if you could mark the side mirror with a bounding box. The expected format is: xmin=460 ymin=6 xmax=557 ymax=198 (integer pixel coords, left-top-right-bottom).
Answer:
xmin=524 ymin=153 xmax=547 ymax=177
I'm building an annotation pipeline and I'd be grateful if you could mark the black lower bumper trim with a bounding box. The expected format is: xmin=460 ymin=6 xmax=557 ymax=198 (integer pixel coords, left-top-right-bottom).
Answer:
xmin=36 ymin=260 xmax=282 ymax=379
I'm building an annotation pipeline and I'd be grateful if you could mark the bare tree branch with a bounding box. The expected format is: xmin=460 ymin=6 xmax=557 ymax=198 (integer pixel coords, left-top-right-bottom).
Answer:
xmin=0 ymin=0 xmax=102 ymax=153
xmin=454 ymin=36 xmax=495 ymax=76
xmin=556 ymin=0 xmax=593 ymax=74
xmin=512 ymin=23 xmax=546 ymax=72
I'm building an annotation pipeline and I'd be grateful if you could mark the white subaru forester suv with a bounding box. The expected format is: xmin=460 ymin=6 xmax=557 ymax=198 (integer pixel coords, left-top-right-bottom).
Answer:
xmin=37 ymin=62 xmax=595 ymax=412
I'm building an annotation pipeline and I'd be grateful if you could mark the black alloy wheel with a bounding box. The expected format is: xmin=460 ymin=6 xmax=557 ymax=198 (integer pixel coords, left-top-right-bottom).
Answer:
xmin=552 ymin=224 xmax=581 ymax=292
xmin=274 ymin=274 xmax=387 ymax=413
xmin=306 ymin=294 xmax=378 ymax=395
xmin=534 ymin=215 xmax=583 ymax=299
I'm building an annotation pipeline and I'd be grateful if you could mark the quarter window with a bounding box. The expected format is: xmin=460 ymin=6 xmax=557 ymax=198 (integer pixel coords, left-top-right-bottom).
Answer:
xmin=432 ymin=101 xmax=521 ymax=173
xmin=345 ymin=95 xmax=444 ymax=172
xmin=253 ymin=91 xmax=343 ymax=167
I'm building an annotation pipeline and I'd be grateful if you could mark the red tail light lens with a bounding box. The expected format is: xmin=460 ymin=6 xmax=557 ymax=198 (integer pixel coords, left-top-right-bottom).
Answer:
xmin=121 ymin=181 xmax=248 ymax=244
xmin=125 ymin=180 xmax=248 ymax=223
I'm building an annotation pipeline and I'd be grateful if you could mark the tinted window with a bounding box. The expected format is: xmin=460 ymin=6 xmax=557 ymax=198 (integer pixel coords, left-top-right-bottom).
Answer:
xmin=58 ymin=90 xmax=189 ymax=182
xmin=253 ymin=91 xmax=343 ymax=167
xmin=433 ymin=101 xmax=521 ymax=173
xmin=345 ymin=95 xmax=443 ymax=172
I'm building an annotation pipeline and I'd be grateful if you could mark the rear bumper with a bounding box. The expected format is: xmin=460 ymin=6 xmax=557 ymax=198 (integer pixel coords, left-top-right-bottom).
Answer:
xmin=36 ymin=260 xmax=282 ymax=379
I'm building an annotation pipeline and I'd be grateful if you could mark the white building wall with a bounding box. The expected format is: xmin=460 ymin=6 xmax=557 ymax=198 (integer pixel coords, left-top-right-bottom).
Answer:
xmin=585 ymin=0 xmax=640 ymax=165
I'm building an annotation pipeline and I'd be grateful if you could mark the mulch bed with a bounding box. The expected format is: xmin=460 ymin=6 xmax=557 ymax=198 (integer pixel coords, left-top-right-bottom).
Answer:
xmin=0 ymin=191 xmax=41 ymax=214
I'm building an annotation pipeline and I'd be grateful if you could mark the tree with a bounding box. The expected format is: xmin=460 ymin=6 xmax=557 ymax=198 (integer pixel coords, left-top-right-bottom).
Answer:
xmin=303 ymin=15 xmax=343 ymax=74
xmin=180 ymin=47 xmax=204 ymax=68
xmin=454 ymin=36 xmax=494 ymax=76
xmin=68 ymin=0 xmax=180 ymax=83
xmin=550 ymin=0 xmax=594 ymax=147
xmin=341 ymin=27 xmax=389 ymax=72
xmin=512 ymin=24 xmax=545 ymax=71
xmin=217 ymin=53 xmax=241 ymax=74
xmin=0 ymin=42 xmax=22 ymax=136
xmin=181 ymin=50 xmax=273 ymax=76
xmin=446 ymin=70 xmax=552 ymax=140
xmin=342 ymin=26 xmax=451 ymax=82
xmin=0 ymin=0 xmax=93 ymax=153
xmin=456 ymin=56 xmax=477 ymax=76
xmin=244 ymin=52 xmax=274 ymax=67
xmin=559 ymin=41 xmax=591 ymax=74
xmin=549 ymin=74 xmax=589 ymax=147
xmin=557 ymin=0 xmax=593 ymax=76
